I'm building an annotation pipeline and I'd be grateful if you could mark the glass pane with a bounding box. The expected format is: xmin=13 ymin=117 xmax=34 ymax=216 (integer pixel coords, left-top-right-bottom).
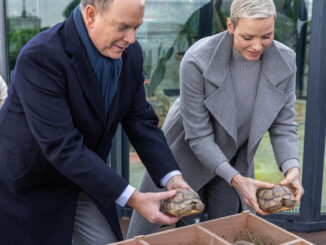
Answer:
xmin=131 ymin=0 xmax=314 ymax=193
xmin=131 ymin=1 xmax=212 ymax=188
xmin=129 ymin=151 xmax=145 ymax=190
xmin=254 ymin=101 xmax=306 ymax=184
xmin=254 ymin=0 xmax=313 ymax=215
xmin=6 ymin=0 xmax=75 ymax=75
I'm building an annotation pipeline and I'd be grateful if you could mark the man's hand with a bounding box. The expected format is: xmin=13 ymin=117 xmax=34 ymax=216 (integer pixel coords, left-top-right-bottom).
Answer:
xmin=231 ymin=174 xmax=274 ymax=216
xmin=280 ymin=167 xmax=304 ymax=205
xmin=165 ymin=174 xmax=193 ymax=192
xmin=127 ymin=190 xmax=180 ymax=225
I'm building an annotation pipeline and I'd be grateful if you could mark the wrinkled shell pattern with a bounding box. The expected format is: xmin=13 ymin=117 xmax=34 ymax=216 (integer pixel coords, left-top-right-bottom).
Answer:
xmin=257 ymin=184 xmax=297 ymax=213
xmin=160 ymin=189 xmax=205 ymax=217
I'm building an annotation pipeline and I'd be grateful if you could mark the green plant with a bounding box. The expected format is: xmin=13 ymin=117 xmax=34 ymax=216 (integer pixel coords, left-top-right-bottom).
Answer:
xmin=62 ymin=0 xmax=80 ymax=18
xmin=142 ymin=49 xmax=152 ymax=80
xmin=274 ymin=0 xmax=299 ymax=49
xmin=213 ymin=0 xmax=227 ymax=34
xmin=8 ymin=19 xmax=48 ymax=70
xmin=174 ymin=10 xmax=199 ymax=52
xmin=144 ymin=44 xmax=174 ymax=97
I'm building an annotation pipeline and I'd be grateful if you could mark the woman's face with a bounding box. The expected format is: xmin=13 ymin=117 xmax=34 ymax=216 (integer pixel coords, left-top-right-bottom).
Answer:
xmin=227 ymin=17 xmax=275 ymax=61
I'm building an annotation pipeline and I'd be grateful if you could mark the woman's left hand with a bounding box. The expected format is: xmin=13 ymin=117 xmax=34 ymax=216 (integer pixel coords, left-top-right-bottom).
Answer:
xmin=280 ymin=167 xmax=304 ymax=205
xmin=231 ymin=174 xmax=274 ymax=216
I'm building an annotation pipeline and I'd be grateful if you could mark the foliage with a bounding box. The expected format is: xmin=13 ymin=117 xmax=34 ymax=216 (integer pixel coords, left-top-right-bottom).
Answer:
xmin=8 ymin=0 xmax=78 ymax=71
xmin=143 ymin=44 xmax=174 ymax=97
xmin=8 ymin=20 xmax=48 ymax=70
xmin=62 ymin=0 xmax=80 ymax=18
xmin=142 ymin=7 xmax=199 ymax=98
xmin=174 ymin=10 xmax=199 ymax=52
xmin=274 ymin=0 xmax=299 ymax=49
xmin=212 ymin=0 xmax=227 ymax=34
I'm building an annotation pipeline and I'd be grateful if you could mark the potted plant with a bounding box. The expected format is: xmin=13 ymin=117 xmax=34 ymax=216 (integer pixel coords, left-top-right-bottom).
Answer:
xmin=143 ymin=44 xmax=174 ymax=128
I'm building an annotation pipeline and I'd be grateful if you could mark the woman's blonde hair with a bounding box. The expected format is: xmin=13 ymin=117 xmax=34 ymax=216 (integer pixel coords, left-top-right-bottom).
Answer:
xmin=230 ymin=0 xmax=277 ymax=28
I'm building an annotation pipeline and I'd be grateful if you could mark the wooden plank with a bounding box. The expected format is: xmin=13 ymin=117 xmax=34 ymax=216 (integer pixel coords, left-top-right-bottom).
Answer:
xmin=143 ymin=226 xmax=231 ymax=245
xmin=280 ymin=239 xmax=314 ymax=245
xmin=199 ymin=212 xmax=248 ymax=242
xmin=109 ymin=235 xmax=150 ymax=245
xmin=111 ymin=211 xmax=312 ymax=244
xmin=246 ymin=213 xmax=299 ymax=243
xmin=143 ymin=226 xmax=198 ymax=245
xmin=196 ymin=226 xmax=231 ymax=245
xmin=138 ymin=240 xmax=151 ymax=245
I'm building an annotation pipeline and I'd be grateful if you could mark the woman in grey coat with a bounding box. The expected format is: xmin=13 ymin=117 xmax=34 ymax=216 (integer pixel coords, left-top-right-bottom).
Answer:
xmin=127 ymin=0 xmax=304 ymax=238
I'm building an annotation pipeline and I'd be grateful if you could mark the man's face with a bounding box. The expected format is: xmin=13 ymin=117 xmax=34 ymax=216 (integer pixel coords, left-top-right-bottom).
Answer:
xmin=227 ymin=16 xmax=275 ymax=61
xmin=84 ymin=0 xmax=144 ymax=59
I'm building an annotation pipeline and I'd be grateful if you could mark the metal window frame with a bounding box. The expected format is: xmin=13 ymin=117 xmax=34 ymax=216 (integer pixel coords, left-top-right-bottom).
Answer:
xmin=117 ymin=0 xmax=326 ymax=232
xmin=265 ymin=0 xmax=326 ymax=232
xmin=0 ymin=0 xmax=8 ymax=81
xmin=1 ymin=0 xmax=325 ymax=232
xmin=295 ymin=0 xmax=308 ymax=98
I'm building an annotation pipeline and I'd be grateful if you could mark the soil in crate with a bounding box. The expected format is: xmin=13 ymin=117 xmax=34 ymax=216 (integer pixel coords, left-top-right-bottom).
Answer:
xmin=232 ymin=230 xmax=275 ymax=245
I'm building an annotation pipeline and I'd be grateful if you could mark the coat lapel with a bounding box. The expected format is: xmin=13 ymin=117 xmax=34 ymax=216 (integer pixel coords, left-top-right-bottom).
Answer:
xmin=197 ymin=31 xmax=295 ymax=162
xmin=247 ymin=41 xmax=294 ymax=161
xmin=203 ymin=32 xmax=238 ymax=148
xmin=64 ymin=15 xmax=106 ymax=126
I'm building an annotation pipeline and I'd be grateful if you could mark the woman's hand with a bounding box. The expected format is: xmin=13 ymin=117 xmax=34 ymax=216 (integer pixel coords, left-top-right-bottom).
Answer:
xmin=280 ymin=167 xmax=304 ymax=205
xmin=231 ymin=174 xmax=274 ymax=215
xmin=165 ymin=174 xmax=195 ymax=193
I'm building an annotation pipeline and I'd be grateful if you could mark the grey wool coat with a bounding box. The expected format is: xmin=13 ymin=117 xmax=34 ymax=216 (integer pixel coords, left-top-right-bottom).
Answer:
xmin=126 ymin=31 xmax=300 ymax=238
xmin=163 ymin=31 xmax=299 ymax=191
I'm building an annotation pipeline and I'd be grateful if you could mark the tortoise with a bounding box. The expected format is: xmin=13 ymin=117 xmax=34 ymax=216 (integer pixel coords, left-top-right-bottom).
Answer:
xmin=233 ymin=241 xmax=254 ymax=245
xmin=160 ymin=189 xmax=205 ymax=217
xmin=256 ymin=184 xmax=297 ymax=214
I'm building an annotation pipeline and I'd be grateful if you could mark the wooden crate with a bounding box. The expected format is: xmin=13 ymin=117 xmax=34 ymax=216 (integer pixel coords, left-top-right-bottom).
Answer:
xmin=111 ymin=211 xmax=313 ymax=245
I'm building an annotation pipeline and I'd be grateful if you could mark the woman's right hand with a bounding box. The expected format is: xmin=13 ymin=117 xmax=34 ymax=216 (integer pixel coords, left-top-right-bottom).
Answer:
xmin=231 ymin=174 xmax=274 ymax=215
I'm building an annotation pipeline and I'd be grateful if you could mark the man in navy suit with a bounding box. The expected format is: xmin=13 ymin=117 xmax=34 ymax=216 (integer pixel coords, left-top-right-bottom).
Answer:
xmin=0 ymin=0 xmax=190 ymax=244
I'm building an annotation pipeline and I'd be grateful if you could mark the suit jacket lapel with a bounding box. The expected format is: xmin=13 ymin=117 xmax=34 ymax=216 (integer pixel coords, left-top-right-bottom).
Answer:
xmin=203 ymin=32 xmax=238 ymax=148
xmin=247 ymin=41 xmax=294 ymax=161
xmin=64 ymin=15 xmax=106 ymax=126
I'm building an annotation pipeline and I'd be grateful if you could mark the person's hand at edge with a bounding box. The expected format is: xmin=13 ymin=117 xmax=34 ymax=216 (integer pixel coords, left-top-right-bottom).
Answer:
xmin=127 ymin=189 xmax=180 ymax=225
xmin=231 ymin=174 xmax=274 ymax=216
xmin=280 ymin=167 xmax=304 ymax=206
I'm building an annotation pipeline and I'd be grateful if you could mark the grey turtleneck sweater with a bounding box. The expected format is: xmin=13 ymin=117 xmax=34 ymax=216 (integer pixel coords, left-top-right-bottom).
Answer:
xmin=214 ymin=48 xmax=299 ymax=185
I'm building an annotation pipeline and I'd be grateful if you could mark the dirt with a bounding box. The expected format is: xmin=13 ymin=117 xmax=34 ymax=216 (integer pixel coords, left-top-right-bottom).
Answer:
xmin=233 ymin=230 xmax=275 ymax=245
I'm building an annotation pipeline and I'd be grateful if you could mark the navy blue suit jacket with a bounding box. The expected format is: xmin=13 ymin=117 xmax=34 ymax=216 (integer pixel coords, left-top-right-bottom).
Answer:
xmin=0 ymin=14 xmax=180 ymax=244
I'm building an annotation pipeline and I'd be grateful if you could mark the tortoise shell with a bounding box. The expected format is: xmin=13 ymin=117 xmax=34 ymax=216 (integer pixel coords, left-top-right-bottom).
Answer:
xmin=160 ymin=189 xmax=205 ymax=217
xmin=256 ymin=184 xmax=297 ymax=214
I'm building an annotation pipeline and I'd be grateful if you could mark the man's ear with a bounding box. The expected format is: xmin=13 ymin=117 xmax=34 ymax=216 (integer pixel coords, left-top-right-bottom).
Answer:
xmin=84 ymin=5 xmax=98 ymax=28
xmin=226 ymin=18 xmax=234 ymax=35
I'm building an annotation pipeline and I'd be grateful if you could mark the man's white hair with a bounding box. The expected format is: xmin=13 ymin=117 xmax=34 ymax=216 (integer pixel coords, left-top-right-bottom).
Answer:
xmin=80 ymin=0 xmax=112 ymax=14
xmin=80 ymin=0 xmax=145 ymax=15
xmin=230 ymin=0 xmax=277 ymax=28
